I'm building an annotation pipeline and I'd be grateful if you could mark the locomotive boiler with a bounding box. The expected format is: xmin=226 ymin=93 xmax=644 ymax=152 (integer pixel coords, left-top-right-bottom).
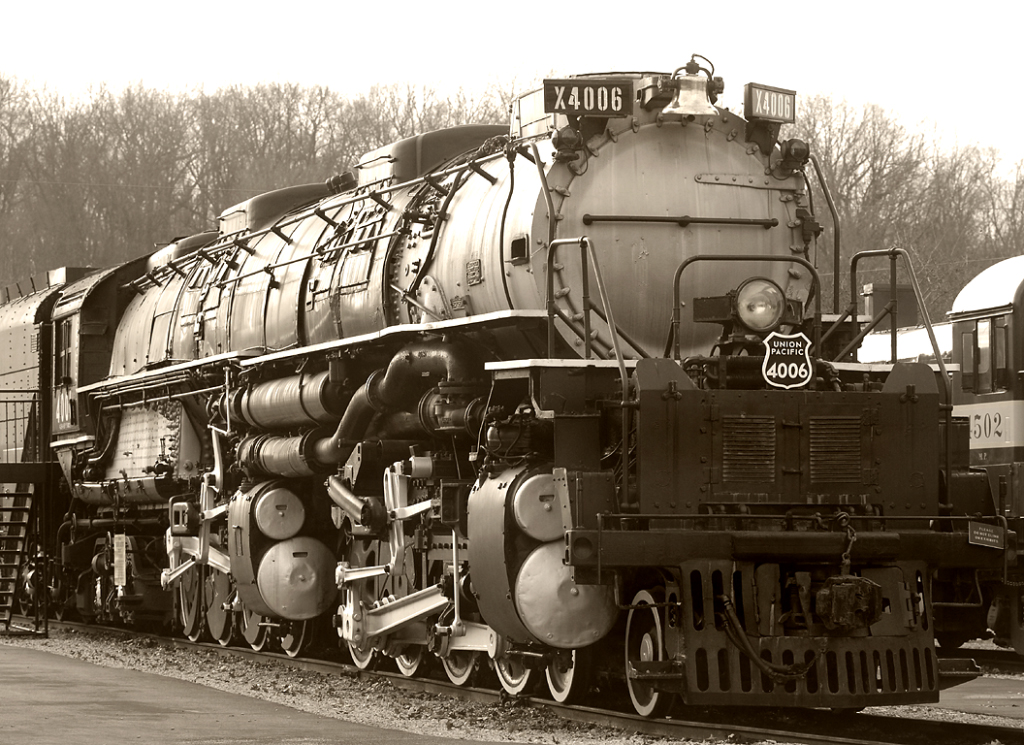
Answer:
xmin=2 ymin=55 xmax=1018 ymax=715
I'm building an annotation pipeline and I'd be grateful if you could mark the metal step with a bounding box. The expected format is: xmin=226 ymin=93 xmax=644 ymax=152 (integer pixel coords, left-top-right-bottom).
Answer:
xmin=0 ymin=493 xmax=32 ymax=631
xmin=0 ymin=494 xmax=31 ymax=509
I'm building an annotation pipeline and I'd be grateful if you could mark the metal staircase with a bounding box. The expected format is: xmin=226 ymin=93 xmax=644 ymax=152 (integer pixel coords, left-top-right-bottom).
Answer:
xmin=0 ymin=492 xmax=31 ymax=629
xmin=0 ymin=390 xmax=52 ymax=636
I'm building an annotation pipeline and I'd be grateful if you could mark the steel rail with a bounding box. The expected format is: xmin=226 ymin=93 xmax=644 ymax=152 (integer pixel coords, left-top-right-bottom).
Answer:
xmin=10 ymin=617 xmax=1023 ymax=745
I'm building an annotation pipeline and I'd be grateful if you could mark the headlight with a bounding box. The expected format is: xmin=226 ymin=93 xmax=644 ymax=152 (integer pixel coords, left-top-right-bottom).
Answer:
xmin=735 ymin=278 xmax=785 ymax=332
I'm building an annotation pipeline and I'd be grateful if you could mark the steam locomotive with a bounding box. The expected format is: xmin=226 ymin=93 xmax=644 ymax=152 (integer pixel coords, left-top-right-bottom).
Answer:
xmin=2 ymin=56 xmax=1018 ymax=715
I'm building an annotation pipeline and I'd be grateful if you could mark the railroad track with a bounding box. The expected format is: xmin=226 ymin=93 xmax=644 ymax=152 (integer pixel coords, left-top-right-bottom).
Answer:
xmin=6 ymin=615 xmax=1023 ymax=745
xmin=939 ymin=646 xmax=1024 ymax=675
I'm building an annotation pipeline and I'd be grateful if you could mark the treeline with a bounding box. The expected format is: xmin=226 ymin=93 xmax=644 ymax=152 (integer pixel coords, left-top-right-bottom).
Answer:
xmin=0 ymin=78 xmax=515 ymax=275
xmin=791 ymin=96 xmax=1024 ymax=318
xmin=0 ymin=76 xmax=1021 ymax=319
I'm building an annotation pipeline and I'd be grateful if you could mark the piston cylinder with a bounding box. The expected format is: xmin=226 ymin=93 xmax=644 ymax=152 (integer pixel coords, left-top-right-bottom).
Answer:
xmin=236 ymin=432 xmax=319 ymax=478
xmin=234 ymin=370 xmax=344 ymax=429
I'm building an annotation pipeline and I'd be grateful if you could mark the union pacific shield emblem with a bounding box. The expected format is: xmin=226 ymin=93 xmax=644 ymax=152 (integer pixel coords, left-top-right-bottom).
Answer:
xmin=762 ymin=331 xmax=813 ymax=389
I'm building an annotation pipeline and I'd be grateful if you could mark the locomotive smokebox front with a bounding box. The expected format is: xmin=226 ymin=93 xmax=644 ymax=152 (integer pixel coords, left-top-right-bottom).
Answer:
xmin=413 ymin=70 xmax=811 ymax=361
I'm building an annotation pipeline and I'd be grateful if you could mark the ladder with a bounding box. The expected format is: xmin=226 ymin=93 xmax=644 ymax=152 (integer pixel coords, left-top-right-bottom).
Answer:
xmin=0 ymin=492 xmax=32 ymax=630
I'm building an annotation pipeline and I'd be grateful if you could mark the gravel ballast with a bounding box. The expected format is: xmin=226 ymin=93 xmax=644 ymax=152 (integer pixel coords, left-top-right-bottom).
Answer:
xmin=0 ymin=626 xmax=687 ymax=744
xmin=2 ymin=626 xmax=1020 ymax=744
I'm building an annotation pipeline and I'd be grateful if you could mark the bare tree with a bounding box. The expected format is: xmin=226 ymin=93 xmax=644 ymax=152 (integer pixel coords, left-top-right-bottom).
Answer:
xmin=791 ymin=95 xmax=1015 ymax=319
xmin=0 ymin=75 xmax=32 ymax=275
xmin=93 ymin=84 xmax=197 ymax=259
xmin=982 ymin=161 xmax=1024 ymax=261
xmin=20 ymin=89 xmax=115 ymax=270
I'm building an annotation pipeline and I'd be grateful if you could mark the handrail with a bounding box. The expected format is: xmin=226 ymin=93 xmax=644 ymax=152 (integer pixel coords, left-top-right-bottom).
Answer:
xmin=835 ymin=248 xmax=949 ymax=384
xmin=545 ymin=237 xmax=627 ymax=375
xmin=544 ymin=236 xmax=631 ymax=503
xmin=0 ymin=390 xmax=43 ymax=464
xmin=216 ymin=228 xmax=401 ymax=289
xmin=838 ymin=246 xmax=953 ymax=510
xmin=583 ymin=214 xmax=778 ymax=229
xmin=808 ymin=155 xmax=841 ymax=314
xmin=129 ymin=148 xmax=516 ymax=293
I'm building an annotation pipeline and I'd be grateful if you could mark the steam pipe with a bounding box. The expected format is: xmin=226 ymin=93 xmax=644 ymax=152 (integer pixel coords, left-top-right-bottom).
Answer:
xmin=236 ymin=432 xmax=319 ymax=478
xmin=314 ymin=340 xmax=479 ymax=467
xmin=238 ymin=340 xmax=481 ymax=477
xmin=82 ymin=413 xmax=121 ymax=474
xmin=311 ymin=381 xmax=379 ymax=467
xmin=374 ymin=341 xmax=479 ymax=406
xmin=233 ymin=369 xmax=347 ymax=429
xmin=326 ymin=475 xmax=387 ymax=532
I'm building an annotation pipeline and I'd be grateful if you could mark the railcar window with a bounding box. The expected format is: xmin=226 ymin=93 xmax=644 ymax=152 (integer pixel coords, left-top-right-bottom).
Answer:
xmin=960 ymin=316 xmax=1009 ymax=394
xmin=994 ymin=316 xmax=1009 ymax=390
xmin=961 ymin=330 xmax=975 ymax=390
xmin=54 ymin=318 xmax=72 ymax=387
xmin=978 ymin=319 xmax=992 ymax=393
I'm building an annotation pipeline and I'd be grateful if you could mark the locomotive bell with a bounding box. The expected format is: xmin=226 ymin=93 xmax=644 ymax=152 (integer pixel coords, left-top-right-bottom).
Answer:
xmin=662 ymin=70 xmax=718 ymax=118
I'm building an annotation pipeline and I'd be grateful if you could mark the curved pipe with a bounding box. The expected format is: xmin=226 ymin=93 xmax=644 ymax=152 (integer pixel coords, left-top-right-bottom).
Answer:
xmin=374 ymin=341 xmax=480 ymax=406
xmin=719 ymin=595 xmax=817 ymax=683
xmin=237 ymin=340 xmax=481 ymax=477
xmin=310 ymin=383 xmax=378 ymax=467
xmin=313 ymin=340 xmax=480 ymax=467
xmin=82 ymin=413 xmax=121 ymax=473
xmin=326 ymin=475 xmax=387 ymax=532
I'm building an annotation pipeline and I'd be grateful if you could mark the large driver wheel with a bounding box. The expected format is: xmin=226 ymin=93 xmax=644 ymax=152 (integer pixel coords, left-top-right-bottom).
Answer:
xmin=348 ymin=641 xmax=376 ymax=670
xmin=178 ymin=563 xmax=204 ymax=642
xmin=625 ymin=588 xmax=674 ymax=718
xmin=280 ymin=620 xmax=310 ymax=658
xmin=546 ymin=648 xmax=593 ymax=704
xmin=394 ymin=645 xmax=425 ymax=677
xmin=238 ymin=605 xmax=268 ymax=651
xmin=16 ymin=553 xmax=36 ymax=616
xmin=204 ymin=570 xmax=234 ymax=646
xmin=49 ymin=564 xmax=72 ymax=621
xmin=442 ymin=650 xmax=479 ymax=686
xmin=495 ymin=655 xmax=535 ymax=696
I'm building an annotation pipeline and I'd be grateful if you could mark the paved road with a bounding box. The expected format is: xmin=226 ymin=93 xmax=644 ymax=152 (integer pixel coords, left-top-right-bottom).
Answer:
xmin=937 ymin=675 xmax=1024 ymax=720
xmin=0 ymin=645 xmax=503 ymax=745
xmin=2 ymin=643 xmax=1021 ymax=745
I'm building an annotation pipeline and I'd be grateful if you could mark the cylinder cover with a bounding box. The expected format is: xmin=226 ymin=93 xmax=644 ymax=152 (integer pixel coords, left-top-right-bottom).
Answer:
xmin=514 ymin=541 xmax=617 ymax=648
xmin=254 ymin=485 xmax=305 ymax=540
xmin=511 ymin=473 xmax=562 ymax=542
xmin=256 ymin=536 xmax=338 ymax=620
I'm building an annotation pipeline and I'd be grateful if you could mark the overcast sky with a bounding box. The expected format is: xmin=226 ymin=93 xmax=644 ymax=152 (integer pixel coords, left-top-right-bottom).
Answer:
xmin=3 ymin=1 xmax=1022 ymax=166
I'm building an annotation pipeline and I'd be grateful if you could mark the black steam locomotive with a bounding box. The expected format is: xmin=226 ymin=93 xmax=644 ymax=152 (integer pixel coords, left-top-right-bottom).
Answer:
xmin=1 ymin=56 xmax=1018 ymax=715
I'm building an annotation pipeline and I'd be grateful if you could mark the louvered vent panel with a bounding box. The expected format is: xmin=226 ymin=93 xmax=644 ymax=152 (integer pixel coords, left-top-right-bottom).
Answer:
xmin=810 ymin=416 xmax=862 ymax=483
xmin=722 ymin=416 xmax=775 ymax=482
